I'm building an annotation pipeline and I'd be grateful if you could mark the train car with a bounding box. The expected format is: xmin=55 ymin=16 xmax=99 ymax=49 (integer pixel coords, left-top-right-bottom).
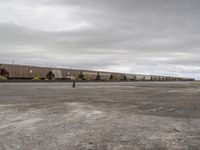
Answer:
xmin=160 ymin=76 xmax=165 ymax=81
xmin=110 ymin=73 xmax=127 ymax=81
xmin=0 ymin=64 xmax=50 ymax=79
xmin=136 ymin=75 xmax=145 ymax=81
xmin=59 ymin=69 xmax=79 ymax=80
xmin=0 ymin=64 xmax=69 ymax=80
xmin=82 ymin=71 xmax=99 ymax=80
xmin=155 ymin=76 xmax=161 ymax=81
xmin=150 ymin=75 xmax=156 ymax=81
xmin=144 ymin=75 xmax=151 ymax=81
xmin=126 ymin=74 xmax=136 ymax=81
xmin=99 ymin=72 xmax=111 ymax=81
xmin=0 ymin=63 xmax=195 ymax=81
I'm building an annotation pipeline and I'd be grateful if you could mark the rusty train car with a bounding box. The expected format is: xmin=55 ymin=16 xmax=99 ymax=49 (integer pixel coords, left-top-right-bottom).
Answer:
xmin=0 ymin=63 xmax=195 ymax=81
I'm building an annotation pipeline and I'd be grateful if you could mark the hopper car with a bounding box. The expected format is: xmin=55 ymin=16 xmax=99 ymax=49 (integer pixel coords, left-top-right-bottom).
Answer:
xmin=0 ymin=63 xmax=195 ymax=81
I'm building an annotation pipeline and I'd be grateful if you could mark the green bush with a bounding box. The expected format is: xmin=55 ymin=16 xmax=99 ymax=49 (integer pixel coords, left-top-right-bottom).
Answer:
xmin=0 ymin=76 xmax=7 ymax=80
xmin=32 ymin=76 xmax=40 ymax=80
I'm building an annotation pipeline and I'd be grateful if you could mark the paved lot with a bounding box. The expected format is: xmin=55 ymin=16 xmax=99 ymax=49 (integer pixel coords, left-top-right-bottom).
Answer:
xmin=0 ymin=82 xmax=200 ymax=150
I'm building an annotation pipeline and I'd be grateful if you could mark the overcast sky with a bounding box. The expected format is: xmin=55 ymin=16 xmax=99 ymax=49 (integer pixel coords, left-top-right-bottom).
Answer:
xmin=0 ymin=0 xmax=200 ymax=79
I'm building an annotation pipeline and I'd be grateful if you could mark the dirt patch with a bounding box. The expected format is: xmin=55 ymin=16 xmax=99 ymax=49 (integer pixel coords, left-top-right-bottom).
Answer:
xmin=0 ymin=82 xmax=200 ymax=150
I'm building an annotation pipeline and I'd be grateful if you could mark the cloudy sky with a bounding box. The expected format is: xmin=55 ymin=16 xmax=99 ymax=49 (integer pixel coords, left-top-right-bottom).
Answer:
xmin=0 ymin=0 xmax=200 ymax=79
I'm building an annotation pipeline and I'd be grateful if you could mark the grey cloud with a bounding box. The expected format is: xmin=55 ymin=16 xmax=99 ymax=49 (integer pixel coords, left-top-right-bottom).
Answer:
xmin=0 ymin=0 xmax=200 ymax=79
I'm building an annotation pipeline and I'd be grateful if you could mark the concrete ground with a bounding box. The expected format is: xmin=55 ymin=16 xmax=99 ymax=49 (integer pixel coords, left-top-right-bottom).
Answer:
xmin=0 ymin=82 xmax=200 ymax=150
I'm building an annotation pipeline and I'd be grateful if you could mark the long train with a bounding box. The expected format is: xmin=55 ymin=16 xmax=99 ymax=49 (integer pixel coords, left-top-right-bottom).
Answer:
xmin=0 ymin=63 xmax=195 ymax=81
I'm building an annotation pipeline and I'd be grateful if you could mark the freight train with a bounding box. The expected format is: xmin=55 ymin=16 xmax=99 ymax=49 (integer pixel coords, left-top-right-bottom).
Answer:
xmin=0 ymin=64 xmax=195 ymax=81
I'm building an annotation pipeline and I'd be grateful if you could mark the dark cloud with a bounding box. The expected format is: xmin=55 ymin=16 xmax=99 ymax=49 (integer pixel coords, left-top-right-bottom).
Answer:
xmin=0 ymin=0 xmax=200 ymax=79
